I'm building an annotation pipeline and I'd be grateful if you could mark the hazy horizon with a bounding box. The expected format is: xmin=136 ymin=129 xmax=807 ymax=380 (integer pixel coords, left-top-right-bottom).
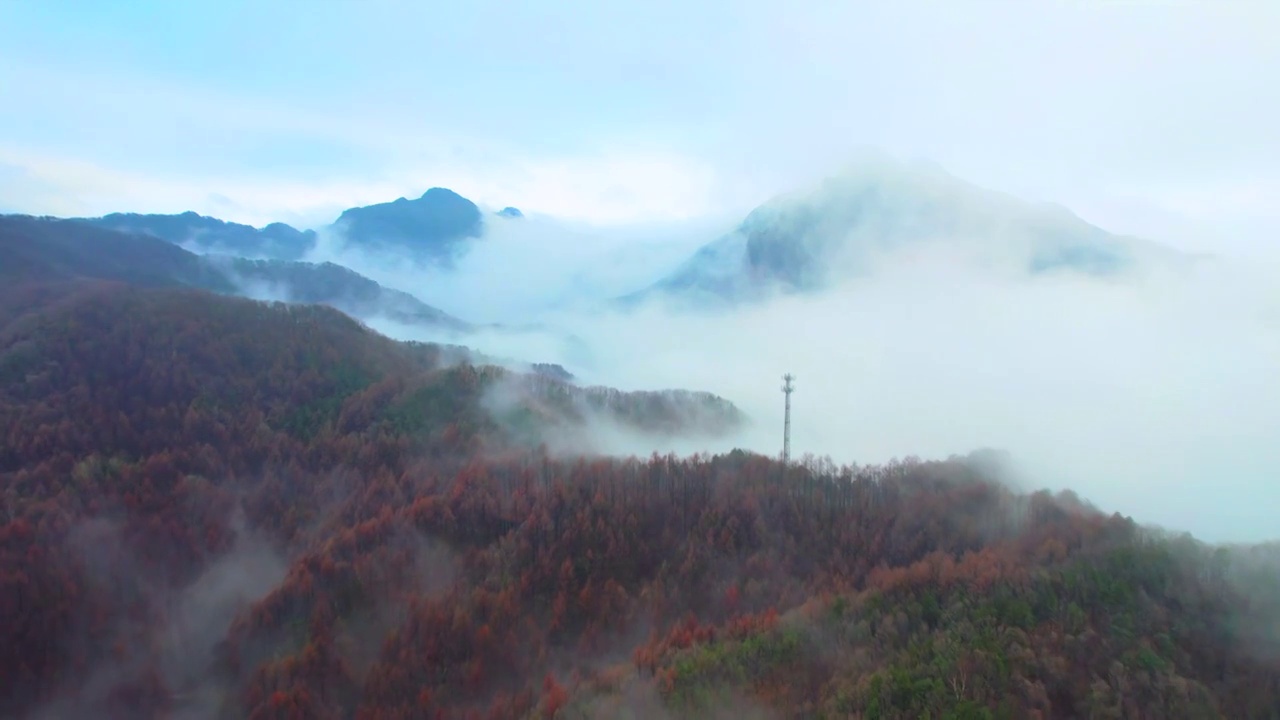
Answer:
xmin=2 ymin=2 xmax=1278 ymax=256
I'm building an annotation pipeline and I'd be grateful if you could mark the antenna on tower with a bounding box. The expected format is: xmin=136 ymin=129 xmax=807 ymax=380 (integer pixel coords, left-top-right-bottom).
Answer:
xmin=781 ymin=373 xmax=795 ymax=465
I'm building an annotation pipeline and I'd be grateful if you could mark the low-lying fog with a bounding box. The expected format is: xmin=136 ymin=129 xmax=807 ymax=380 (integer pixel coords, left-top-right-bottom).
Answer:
xmin=307 ymin=205 xmax=1280 ymax=547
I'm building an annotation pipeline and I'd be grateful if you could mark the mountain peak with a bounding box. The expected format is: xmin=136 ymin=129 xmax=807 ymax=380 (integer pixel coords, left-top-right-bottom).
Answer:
xmin=629 ymin=157 xmax=1150 ymax=306
xmin=420 ymin=187 xmax=465 ymax=201
xmin=332 ymin=187 xmax=483 ymax=263
xmin=76 ymin=185 xmax=500 ymax=267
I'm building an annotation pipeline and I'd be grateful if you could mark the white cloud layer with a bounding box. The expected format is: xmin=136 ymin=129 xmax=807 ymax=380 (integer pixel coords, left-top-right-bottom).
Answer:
xmin=354 ymin=215 xmax=1280 ymax=545
xmin=305 ymin=210 xmax=732 ymax=323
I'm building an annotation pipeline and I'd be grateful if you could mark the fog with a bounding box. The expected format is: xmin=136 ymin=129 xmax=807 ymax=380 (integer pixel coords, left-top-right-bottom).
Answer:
xmin=305 ymin=211 xmax=731 ymax=324
xmin=594 ymin=254 xmax=1280 ymax=544
xmin=326 ymin=183 xmax=1280 ymax=546
xmin=27 ymin=513 xmax=287 ymax=720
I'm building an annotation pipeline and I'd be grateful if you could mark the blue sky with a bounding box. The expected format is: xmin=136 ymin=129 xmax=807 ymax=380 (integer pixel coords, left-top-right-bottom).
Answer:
xmin=2 ymin=0 xmax=1279 ymax=253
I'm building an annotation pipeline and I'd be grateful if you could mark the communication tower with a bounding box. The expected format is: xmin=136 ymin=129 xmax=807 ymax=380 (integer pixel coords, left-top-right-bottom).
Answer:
xmin=781 ymin=373 xmax=795 ymax=464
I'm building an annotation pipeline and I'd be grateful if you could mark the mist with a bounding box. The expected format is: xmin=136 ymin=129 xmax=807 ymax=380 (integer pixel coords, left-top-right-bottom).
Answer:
xmin=161 ymin=520 xmax=288 ymax=719
xmin=132 ymin=126 xmax=1280 ymax=548
xmin=304 ymin=210 xmax=731 ymax=324
xmin=335 ymin=204 xmax=1280 ymax=546
xmin=25 ymin=513 xmax=288 ymax=720
xmin=598 ymin=255 xmax=1280 ymax=545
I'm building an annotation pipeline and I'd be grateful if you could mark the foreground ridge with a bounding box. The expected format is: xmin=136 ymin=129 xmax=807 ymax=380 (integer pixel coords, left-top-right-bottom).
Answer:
xmin=0 ymin=282 xmax=1277 ymax=719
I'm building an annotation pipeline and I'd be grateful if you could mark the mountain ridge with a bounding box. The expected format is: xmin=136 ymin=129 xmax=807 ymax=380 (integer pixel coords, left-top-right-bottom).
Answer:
xmin=84 ymin=210 xmax=318 ymax=260
xmin=1 ymin=214 xmax=471 ymax=332
xmin=205 ymin=254 xmax=472 ymax=332
xmin=624 ymin=157 xmax=1176 ymax=308
xmin=76 ymin=186 xmax=524 ymax=265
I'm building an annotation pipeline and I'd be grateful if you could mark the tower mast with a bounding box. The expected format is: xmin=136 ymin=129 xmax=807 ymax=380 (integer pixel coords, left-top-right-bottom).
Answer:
xmin=781 ymin=373 xmax=795 ymax=464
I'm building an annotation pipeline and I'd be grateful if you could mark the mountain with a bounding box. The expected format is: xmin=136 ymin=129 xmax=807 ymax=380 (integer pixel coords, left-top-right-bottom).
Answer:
xmin=0 ymin=280 xmax=1275 ymax=717
xmin=204 ymin=255 xmax=471 ymax=333
xmin=0 ymin=214 xmax=236 ymax=291
xmin=1 ymin=214 xmax=468 ymax=332
xmin=0 ymin=281 xmax=745 ymax=460
xmin=76 ymin=188 xmax=522 ymax=267
xmin=83 ymin=210 xmax=317 ymax=260
xmin=628 ymin=157 xmax=1166 ymax=307
xmin=329 ymin=187 xmax=484 ymax=263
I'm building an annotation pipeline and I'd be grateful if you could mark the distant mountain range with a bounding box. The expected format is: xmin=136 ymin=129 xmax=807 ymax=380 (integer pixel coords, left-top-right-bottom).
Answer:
xmin=1 ymin=214 xmax=237 ymax=291
xmin=82 ymin=211 xmax=318 ymax=260
xmin=26 ymin=157 xmax=1188 ymax=320
xmin=78 ymin=188 xmax=524 ymax=265
xmin=203 ymin=255 xmax=471 ymax=332
xmin=624 ymin=157 xmax=1178 ymax=307
xmin=0 ymin=214 xmax=470 ymax=333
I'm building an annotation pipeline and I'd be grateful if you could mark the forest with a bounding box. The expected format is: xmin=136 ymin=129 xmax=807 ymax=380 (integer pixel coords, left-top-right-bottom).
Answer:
xmin=2 ymin=279 xmax=1280 ymax=719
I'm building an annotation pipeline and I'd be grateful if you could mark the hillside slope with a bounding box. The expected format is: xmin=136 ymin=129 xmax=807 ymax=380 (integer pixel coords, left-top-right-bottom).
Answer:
xmin=76 ymin=187 xmax=522 ymax=266
xmin=0 ymin=287 xmax=1277 ymax=719
xmin=1 ymin=214 xmax=469 ymax=332
xmin=83 ymin=211 xmax=317 ymax=261
xmin=0 ymin=282 xmax=742 ymax=471
xmin=204 ymin=255 xmax=472 ymax=333
xmin=0 ymin=214 xmax=235 ymax=291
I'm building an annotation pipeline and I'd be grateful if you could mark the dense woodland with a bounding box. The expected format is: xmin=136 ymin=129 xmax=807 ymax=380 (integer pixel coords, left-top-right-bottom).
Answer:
xmin=2 ymin=279 xmax=1279 ymax=719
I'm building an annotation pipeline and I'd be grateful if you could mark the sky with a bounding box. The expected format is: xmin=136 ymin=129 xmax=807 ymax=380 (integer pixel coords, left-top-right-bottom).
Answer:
xmin=2 ymin=0 xmax=1279 ymax=256
xmin=6 ymin=0 xmax=1280 ymax=544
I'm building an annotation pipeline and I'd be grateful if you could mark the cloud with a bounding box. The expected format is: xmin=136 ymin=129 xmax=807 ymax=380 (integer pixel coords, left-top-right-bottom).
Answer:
xmin=306 ymin=211 xmax=732 ymax=323
xmin=434 ymin=148 xmax=728 ymax=225
xmin=0 ymin=145 xmax=404 ymax=228
xmin=0 ymin=140 xmax=726 ymax=229
xmin=5 ymin=2 xmax=1280 ymax=242
xmin=0 ymin=54 xmax=735 ymax=226
xmin=352 ymin=199 xmax=1280 ymax=546
xmin=1079 ymin=179 xmax=1280 ymax=261
xmin=591 ymin=255 xmax=1280 ymax=545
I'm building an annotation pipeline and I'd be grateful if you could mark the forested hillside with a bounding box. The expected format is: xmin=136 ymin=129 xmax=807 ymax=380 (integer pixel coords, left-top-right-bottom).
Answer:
xmin=204 ymin=256 xmax=471 ymax=332
xmin=76 ymin=185 xmax=500 ymax=265
xmin=1 ymin=215 xmax=473 ymax=334
xmin=81 ymin=211 xmax=317 ymax=261
xmin=1 ymin=282 xmax=1278 ymax=719
xmin=0 ymin=215 xmax=235 ymax=291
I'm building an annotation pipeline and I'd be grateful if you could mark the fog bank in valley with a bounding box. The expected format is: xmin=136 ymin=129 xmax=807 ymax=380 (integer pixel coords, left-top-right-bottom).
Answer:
xmin=353 ymin=209 xmax=1280 ymax=545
